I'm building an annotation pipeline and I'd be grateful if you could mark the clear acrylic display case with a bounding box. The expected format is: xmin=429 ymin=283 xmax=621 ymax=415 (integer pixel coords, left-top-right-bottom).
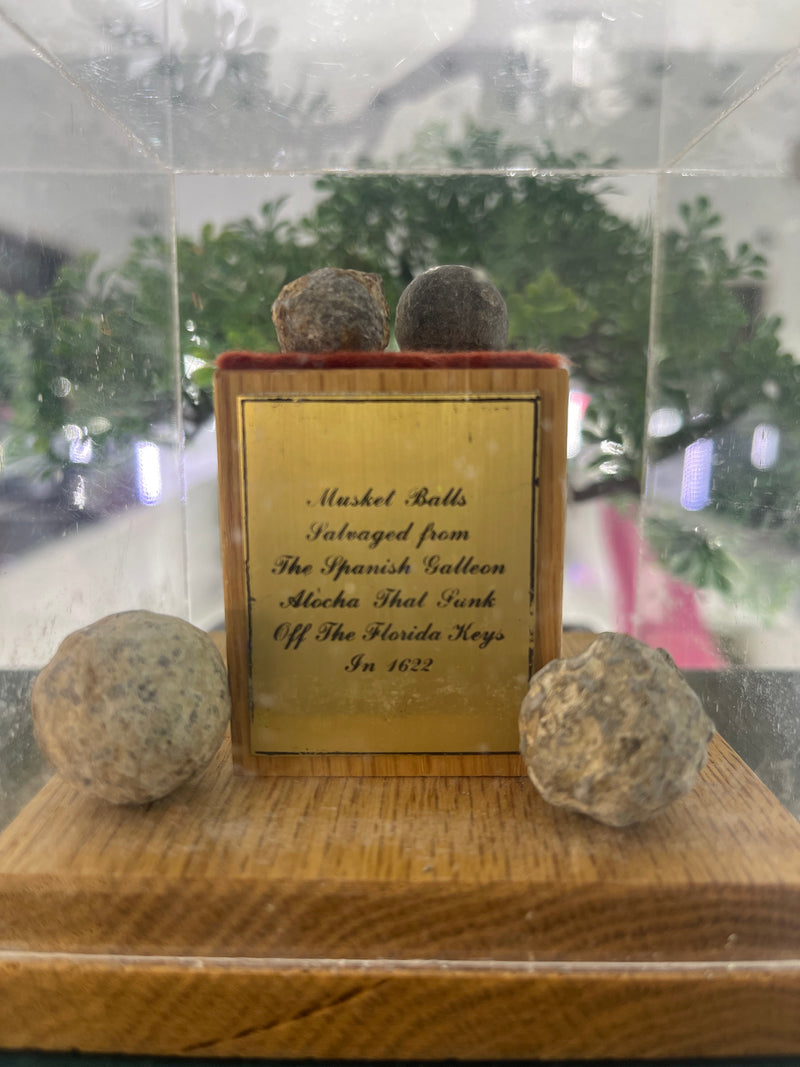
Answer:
xmin=0 ymin=1 xmax=799 ymax=1059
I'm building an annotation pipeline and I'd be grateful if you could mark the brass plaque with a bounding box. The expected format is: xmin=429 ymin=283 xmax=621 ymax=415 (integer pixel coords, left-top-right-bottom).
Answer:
xmin=239 ymin=393 xmax=540 ymax=754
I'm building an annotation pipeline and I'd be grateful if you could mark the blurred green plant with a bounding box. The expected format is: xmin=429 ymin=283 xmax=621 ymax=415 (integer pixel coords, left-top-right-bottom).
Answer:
xmin=0 ymin=241 xmax=178 ymax=466
xmin=1 ymin=124 xmax=798 ymax=607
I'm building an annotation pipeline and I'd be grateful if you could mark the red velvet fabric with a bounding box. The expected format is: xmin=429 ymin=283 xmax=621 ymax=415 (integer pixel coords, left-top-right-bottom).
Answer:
xmin=216 ymin=349 xmax=568 ymax=371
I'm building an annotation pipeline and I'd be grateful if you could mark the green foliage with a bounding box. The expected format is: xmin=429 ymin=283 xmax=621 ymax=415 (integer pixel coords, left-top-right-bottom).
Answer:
xmin=645 ymin=516 xmax=739 ymax=595
xmin=653 ymin=195 xmax=776 ymax=449
xmin=648 ymin=194 xmax=800 ymax=587
xmin=1 ymin=124 xmax=798 ymax=608
xmin=176 ymin=201 xmax=301 ymax=359
xmin=507 ymin=270 xmax=597 ymax=349
xmin=0 ymin=242 xmax=176 ymax=464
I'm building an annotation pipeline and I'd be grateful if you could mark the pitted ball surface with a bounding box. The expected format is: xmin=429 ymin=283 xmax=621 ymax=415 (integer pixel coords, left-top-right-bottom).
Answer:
xmin=395 ymin=265 xmax=508 ymax=351
xmin=31 ymin=610 xmax=231 ymax=804
xmin=519 ymin=632 xmax=714 ymax=827
xmin=271 ymin=267 xmax=390 ymax=353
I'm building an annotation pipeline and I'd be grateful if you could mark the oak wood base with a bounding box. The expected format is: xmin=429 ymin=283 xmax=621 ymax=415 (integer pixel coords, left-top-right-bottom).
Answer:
xmin=1 ymin=955 xmax=799 ymax=1059
xmin=1 ymin=636 xmax=799 ymax=1058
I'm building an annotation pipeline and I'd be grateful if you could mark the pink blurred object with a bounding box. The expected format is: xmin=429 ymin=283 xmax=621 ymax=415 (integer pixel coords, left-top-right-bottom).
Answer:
xmin=602 ymin=505 xmax=727 ymax=670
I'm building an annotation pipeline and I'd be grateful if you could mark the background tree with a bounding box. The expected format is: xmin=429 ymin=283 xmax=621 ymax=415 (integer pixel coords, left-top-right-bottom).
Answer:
xmin=1 ymin=125 xmax=797 ymax=611
xmin=0 ymin=242 xmax=177 ymax=466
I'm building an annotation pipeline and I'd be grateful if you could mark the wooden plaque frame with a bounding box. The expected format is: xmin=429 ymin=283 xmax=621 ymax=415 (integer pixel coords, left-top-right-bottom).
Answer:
xmin=214 ymin=351 xmax=568 ymax=775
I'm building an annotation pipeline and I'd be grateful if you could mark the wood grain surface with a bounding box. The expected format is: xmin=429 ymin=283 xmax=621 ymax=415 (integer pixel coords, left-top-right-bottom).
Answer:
xmin=1 ymin=727 xmax=799 ymax=965
xmin=1 ymin=955 xmax=799 ymax=1059
xmin=214 ymin=361 xmax=568 ymax=775
xmin=2 ymin=629 xmax=799 ymax=1057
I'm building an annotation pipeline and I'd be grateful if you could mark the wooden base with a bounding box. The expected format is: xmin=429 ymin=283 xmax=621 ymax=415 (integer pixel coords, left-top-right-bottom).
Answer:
xmin=1 ymin=672 xmax=800 ymax=1058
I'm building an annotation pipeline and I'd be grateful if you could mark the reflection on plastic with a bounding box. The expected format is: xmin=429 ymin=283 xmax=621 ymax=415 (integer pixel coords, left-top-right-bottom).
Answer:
xmin=64 ymin=424 xmax=93 ymax=465
xmin=135 ymin=441 xmax=162 ymax=506
xmin=750 ymin=423 xmax=780 ymax=470
xmin=648 ymin=406 xmax=683 ymax=439
xmin=71 ymin=474 xmax=86 ymax=511
xmin=68 ymin=436 xmax=93 ymax=465
xmin=567 ymin=389 xmax=590 ymax=459
xmin=680 ymin=438 xmax=713 ymax=512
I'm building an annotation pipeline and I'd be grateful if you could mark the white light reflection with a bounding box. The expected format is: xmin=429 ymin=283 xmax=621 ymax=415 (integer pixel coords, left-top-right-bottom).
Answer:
xmin=69 ymin=436 xmax=93 ymax=465
xmin=51 ymin=376 xmax=72 ymax=398
xmin=600 ymin=440 xmax=625 ymax=455
xmin=71 ymin=475 xmax=87 ymax=511
xmin=567 ymin=389 xmax=591 ymax=458
xmin=598 ymin=460 xmax=622 ymax=475
xmin=87 ymin=416 xmax=112 ymax=435
xmin=135 ymin=441 xmax=162 ymax=506
xmin=648 ymin=406 xmax=682 ymax=438
xmin=680 ymin=439 xmax=713 ymax=511
xmin=64 ymin=424 xmax=92 ymax=464
xmin=183 ymin=354 xmax=207 ymax=377
xmin=572 ymin=19 xmax=599 ymax=88
xmin=750 ymin=423 xmax=780 ymax=470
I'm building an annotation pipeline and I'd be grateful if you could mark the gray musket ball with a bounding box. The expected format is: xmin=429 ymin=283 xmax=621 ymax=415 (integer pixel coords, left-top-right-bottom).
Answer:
xmin=271 ymin=267 xmax=390 ymax=353
xmin=519 ymin=632 xmax=714 ymax=827
xmin=395 ymin=264 xmax=508 ymax=351
xmin=31 ymin=611 xmax=231 ymax=805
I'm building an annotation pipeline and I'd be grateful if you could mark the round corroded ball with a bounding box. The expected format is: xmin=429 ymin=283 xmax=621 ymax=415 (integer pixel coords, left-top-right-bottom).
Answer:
xmin=31 ymin=611 xmax=230 ymax=805
xmin=395 ymin=265 xmax=508 ymax=351
xmin=271 ymin=267 xmax=390 ymax=353
xmin=519 ymin=632 xmax=714 ymax=827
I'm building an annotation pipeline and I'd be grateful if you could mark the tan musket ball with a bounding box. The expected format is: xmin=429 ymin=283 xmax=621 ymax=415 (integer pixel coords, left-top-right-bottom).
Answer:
xmin=32 ymin=611 xmax=230 ymax=805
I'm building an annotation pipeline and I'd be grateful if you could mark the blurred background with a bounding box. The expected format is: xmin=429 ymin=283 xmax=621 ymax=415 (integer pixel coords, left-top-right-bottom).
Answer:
xmin=0 ymin=0 xmax=799 ymax=813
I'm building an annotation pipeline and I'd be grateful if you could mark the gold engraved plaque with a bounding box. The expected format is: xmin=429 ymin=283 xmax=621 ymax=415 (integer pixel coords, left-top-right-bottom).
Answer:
xmin=240 ymin=393 xmax=539 ymax=756
xmin=215 ymin=355 xmax=568 ymax=774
